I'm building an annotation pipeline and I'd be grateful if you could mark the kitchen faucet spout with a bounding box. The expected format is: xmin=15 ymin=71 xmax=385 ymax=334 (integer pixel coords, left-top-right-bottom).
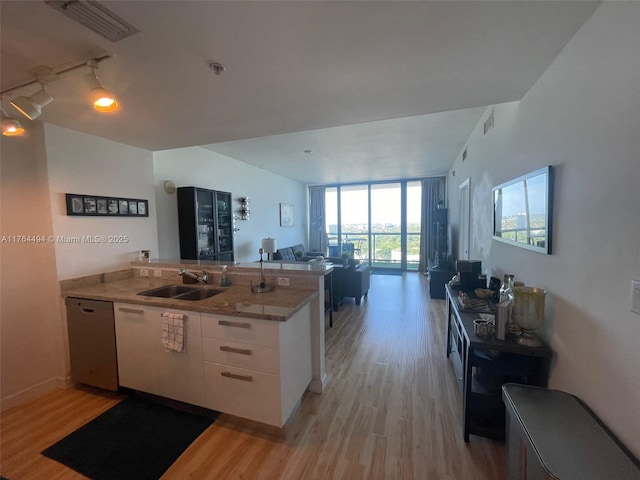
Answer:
xmin=178 ymin=269 xmax=209 ymax=285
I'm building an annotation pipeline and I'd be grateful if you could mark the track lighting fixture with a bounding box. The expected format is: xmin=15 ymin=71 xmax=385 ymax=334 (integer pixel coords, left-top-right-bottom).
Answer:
xmin=1 ymin=108 xmax=25 ymax=136
xmin=10 ymin=84 xmax=53 ymax=120
xmin=86 ymin=60 xmax=119 ymax=113
xmin=0 ymin=55 xmax=119 ymax=131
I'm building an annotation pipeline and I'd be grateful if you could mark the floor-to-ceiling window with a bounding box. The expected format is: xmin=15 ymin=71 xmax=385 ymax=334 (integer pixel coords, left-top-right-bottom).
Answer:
xmin=324 ymin=181 xmax=423 ymax=271
xmin=370 ymin=183 xmax=401 ymax=269
xmin=406 ymin=181 xmax=422 ymax=271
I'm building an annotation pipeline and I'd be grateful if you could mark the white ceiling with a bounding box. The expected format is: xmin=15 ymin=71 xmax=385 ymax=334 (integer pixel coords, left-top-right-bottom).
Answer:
xmin=1 ymin=1 xmax=600 ymax=185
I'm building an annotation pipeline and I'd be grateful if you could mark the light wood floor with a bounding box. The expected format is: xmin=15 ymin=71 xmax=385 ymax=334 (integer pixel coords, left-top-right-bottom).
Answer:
xmin=1 ymin=273 xmax=505 ymax=479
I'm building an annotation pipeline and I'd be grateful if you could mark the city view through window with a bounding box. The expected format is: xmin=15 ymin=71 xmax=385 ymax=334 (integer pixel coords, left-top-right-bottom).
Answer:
xmin=325 ymin=182 xmax=422 ymax=270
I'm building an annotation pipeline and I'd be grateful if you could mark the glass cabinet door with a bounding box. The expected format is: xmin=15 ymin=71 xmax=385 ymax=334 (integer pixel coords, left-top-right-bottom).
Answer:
xmin=214 ymin=191 xmax=233 ymax=256
xmin=196 ymin=189 xmax=215 ymax=259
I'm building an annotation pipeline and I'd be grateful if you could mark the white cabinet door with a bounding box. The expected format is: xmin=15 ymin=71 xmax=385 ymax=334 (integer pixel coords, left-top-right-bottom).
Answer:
xmin=114 ymin=303 xmax=160 ymax=394
xmin=114 ymin=303 xmax=205 ymax=407
xmin=144 ymin=305 xmax=206 ymax=407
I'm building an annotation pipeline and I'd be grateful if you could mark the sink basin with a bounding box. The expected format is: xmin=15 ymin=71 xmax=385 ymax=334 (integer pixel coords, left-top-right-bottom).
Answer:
xmin=137 ymin=285 xmax=198 ymax=298
xmin=174 ymin=289 xmax=224 ymax=301
xmin=137 ymin=285 xmax=224 ymax=301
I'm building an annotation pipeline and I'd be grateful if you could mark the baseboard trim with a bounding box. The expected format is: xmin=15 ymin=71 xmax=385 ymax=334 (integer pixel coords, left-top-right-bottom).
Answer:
xmin=308 ymin=373 xmax=328 ymax=394
xmin=0 ymin=376 xmax=67 ymax=412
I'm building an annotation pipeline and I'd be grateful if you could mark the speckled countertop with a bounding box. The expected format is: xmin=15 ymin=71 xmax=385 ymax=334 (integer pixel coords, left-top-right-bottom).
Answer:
xmin=62 ymin=276 xmax=318 ymax=321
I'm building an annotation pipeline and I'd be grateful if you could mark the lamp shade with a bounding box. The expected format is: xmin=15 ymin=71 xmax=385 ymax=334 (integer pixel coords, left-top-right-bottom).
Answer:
xmin=261 ymin=238 xmax=277 ymax=254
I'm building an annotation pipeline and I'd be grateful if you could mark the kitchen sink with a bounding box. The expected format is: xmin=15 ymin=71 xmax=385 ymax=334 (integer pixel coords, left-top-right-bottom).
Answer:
xmin=174 ymin=288 xmax=224 ymax=301
xmin=137 ymin=285 xmax=198 ymax=298
xmin=136 ymin=285 xmax=224 ymax=301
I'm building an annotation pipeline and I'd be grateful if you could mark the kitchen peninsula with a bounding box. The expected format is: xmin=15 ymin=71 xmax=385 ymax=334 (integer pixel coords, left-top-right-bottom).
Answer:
xmin=61 ymin=260 xmax=329 ymax=428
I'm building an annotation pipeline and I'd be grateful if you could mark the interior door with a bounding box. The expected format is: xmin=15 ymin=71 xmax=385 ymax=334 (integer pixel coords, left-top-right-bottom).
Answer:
xmin=459 ymin=178 xmax=470 ymax=260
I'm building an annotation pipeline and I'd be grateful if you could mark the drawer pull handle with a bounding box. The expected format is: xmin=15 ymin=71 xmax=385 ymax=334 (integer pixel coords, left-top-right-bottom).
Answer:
xmin=220 ymin=346 xmax=252 ymax=355
xmin=218 ymin=320 xmax=251 ymax=329
xmin=221 ymin=371 xmax=253 ymax=382
xmin=119 ymin=307 xmax=144 ymax=314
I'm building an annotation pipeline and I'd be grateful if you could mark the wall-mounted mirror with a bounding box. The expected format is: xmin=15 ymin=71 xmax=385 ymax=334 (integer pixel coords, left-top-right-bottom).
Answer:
xmin=493 ymin=166 xmax=554 ymax=254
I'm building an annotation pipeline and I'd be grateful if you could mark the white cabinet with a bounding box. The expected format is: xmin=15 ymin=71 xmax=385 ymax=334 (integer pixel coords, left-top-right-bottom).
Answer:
xmin=114 ymin=300 xmax=312 ymax=427
xmin=114 ymin=303 xmax=205 ymax=407
xmin=201 ymin=303 xmax=312 ymax=427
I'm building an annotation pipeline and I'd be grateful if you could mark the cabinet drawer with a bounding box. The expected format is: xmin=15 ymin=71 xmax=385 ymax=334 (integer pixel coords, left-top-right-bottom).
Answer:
xmin=203 ymin=362 xmax=282 ymax=426
xmin=201 ymin=313 xmax=279 ymax=347
xmin=202 ymin=337 xmax=280 ymax=374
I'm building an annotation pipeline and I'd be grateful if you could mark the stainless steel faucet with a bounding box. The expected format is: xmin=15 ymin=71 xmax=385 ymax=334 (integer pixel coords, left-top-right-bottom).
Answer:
xmin=178 ymin=269 xmax=210 ymax=285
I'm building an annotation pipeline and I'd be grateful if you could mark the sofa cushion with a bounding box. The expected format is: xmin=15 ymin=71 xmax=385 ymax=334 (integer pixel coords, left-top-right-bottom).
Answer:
xmin=276 ymin=247 xmax=296 ymax=261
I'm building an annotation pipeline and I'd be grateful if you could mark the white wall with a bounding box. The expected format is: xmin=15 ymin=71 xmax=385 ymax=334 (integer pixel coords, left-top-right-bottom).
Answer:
xmin=1 ymin=123 xmax=67 ymax=408
xmin=154 ymin=147 xmax=307 ymax=264
xmin=447 ymin=3 xmax=640 ymax=456
xmin=45 ymin=124 xmax=159 ymax=279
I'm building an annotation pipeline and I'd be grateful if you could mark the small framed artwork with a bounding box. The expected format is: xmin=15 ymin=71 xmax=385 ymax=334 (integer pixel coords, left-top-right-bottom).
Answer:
xmin=107 ymin=199 xmax=119 ymax=214
xmin=96 ymin=198 xmax=108 ymax=215
xmin=65 ymin=194 xmax=149 ymax=217
xmin=83 ymin=197 xmax=97 ymax=214
xmin=280 ymin=203 xmax=294 ymax=227
xmin=70 ymin=196 xmax=84 ymax=214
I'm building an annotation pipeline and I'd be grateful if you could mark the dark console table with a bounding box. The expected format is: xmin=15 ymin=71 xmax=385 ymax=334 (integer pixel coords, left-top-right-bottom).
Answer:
xmin=445 ymin=284 xmax=552 ymax=442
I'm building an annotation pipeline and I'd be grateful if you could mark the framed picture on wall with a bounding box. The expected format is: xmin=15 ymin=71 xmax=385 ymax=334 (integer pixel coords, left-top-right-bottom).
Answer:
xmin=83 ymin=197 xmax=97 ymax=214
xmin=65 ymin=194 xmax=149 ymax=217
xmin=108 ymin=199 xmax=119 ymax=214
xmin=280 ymin=203 xmax=294 ymax=227
xmin=96 ymin=198 xmax=108 ymax=214
xmin=70 ymin=196 xmax=84 ymax=214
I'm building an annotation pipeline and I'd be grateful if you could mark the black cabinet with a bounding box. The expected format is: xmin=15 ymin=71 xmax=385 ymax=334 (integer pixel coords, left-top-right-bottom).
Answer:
xmin=445 ymin=284 xmax=552 ymax=442
xmin=428 ymin=265 xmax=455 ymax=299
xmin=177 ymin=187 xmax=234 ymax=261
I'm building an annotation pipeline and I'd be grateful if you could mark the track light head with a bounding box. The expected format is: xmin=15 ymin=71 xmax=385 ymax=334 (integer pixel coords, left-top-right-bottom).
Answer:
xmin=90 ymin=86 xmax=119 ymax=112
xmin=86 ymin=62 xmax=119 ymax=113
xmin=1 ymin=117 xmax=25 ymax=136
xmin=10 ymin=85 xmax=53 ymax=120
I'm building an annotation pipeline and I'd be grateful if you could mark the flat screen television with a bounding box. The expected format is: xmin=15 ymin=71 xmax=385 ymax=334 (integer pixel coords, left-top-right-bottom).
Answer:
xmin=492 ymin=166 xmax=554 ymax=254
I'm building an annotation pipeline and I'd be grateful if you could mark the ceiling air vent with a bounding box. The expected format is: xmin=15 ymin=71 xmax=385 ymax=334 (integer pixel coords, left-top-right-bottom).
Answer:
xmin=46 ymin=0 xmax=139 ymax=42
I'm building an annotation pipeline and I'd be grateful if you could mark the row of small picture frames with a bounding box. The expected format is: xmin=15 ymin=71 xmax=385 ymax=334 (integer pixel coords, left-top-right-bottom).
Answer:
xmin=65 ymin=193 xmax=149 ymax=217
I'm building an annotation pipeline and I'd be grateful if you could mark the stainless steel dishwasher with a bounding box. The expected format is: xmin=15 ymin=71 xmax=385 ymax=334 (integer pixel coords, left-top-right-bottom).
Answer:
xmin=65 ymin=297 xmax=119 ymax=391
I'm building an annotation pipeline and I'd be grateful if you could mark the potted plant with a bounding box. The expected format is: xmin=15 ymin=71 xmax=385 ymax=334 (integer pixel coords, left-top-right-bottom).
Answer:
xmin=340 ymin=251 xmax=351 ymax=266
xmin=294 ymin=249 xmax=304 ymax=261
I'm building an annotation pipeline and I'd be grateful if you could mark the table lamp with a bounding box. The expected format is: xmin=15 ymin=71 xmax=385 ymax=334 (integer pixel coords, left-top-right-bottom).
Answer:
xmin=261 ymin=238 xmax=277 ymax=261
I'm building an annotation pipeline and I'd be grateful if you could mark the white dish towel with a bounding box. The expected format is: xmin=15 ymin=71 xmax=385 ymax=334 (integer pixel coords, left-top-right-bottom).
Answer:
xmin=161 ymin=312 xmax=185 ymax=353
